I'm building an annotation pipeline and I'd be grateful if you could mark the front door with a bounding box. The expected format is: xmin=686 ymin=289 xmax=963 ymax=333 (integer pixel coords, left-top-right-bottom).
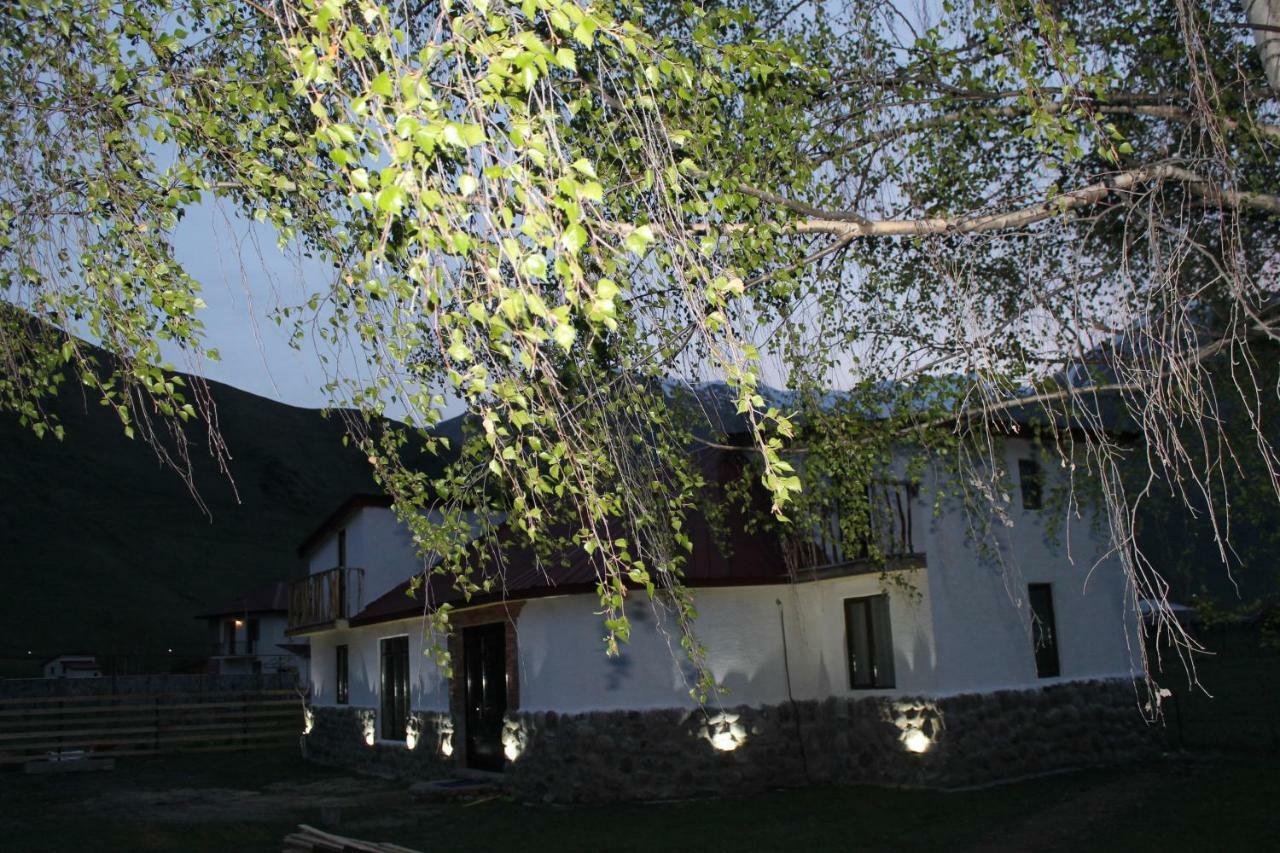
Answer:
xmin=380 ymin=636 xmax=409 ymax=741
xmin=463 ymin=623 xmax=507 ymax=770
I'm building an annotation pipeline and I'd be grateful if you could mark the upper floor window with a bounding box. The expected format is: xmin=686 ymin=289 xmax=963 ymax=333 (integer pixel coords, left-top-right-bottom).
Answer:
xmin=845 ymin=594 xmax=896 ymax=689
xmin=1028 ymin=583 xmax=1060 ymax=678
xmin=246 ymin=618 xmax=260 ymax=654
xmin=336 ymin=644 xmax=349 ymax=705
xmin=337 ymin=528 xmax=348 ymax=567
xmin=1018 ymin=458 xmax=1042 ymax=510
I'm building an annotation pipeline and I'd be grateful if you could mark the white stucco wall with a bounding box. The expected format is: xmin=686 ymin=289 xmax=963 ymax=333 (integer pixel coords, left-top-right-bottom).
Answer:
xmin=306 ymin=506 xmax=425 ymax=609
xmin=919 ymin=438 xmax=1138 ymax=694
xmin=516 ymin=571 xmax=937 ymax=713
xmin=310 ymin=619 xmax=449 ymax=715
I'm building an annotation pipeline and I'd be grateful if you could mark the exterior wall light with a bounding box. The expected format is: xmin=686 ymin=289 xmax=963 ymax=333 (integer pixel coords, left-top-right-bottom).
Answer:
xmin=405 ymin=714 xmax=421 ymax=751
xmin=438 ymin=718 xmax=455 ymax=757
xmin=501 ymin=719 xmax=527 ymax=762
xmin=902 ymin=728 xmax=931 ymax=753
xmin=303 ymin=707 xmax=315 ymax=735
xmin=892 ymin=700 xmax=942 ymax=755
xmin=702 ymin=711 xmax=747 ymax=752
xmin=359 ymin=710 xmax=376 ymax=747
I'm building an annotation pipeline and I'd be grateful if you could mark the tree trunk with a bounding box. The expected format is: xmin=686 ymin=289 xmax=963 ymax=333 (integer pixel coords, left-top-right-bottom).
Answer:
xmin=1245 ymin=0 xmax=1280 ymax=92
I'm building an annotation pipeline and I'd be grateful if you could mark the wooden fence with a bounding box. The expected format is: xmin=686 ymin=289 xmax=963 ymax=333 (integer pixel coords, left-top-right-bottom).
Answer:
xmin=0 ymin=688 xmax=303 ymax=767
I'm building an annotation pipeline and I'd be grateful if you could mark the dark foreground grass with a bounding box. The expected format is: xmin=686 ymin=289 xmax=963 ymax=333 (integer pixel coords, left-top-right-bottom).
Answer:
xmin=1 ymin=747 xmax=1276 ymax=853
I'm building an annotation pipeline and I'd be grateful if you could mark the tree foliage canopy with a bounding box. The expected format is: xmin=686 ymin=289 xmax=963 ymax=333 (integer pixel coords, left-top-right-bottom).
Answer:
xmin=2 ymin=0 xmax=1278 ymax=700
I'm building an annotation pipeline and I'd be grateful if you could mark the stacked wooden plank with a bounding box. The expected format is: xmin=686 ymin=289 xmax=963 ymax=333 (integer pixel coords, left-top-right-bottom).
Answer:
xmin=282 ymin=824 xmax=423 ymax=853
xmin=0 ymin=689 xmax=301 ymax=766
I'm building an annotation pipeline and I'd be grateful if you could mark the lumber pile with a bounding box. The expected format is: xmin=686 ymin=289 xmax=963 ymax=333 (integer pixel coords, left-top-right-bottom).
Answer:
xmin=282 ymin=824 xmax=424 ymax=853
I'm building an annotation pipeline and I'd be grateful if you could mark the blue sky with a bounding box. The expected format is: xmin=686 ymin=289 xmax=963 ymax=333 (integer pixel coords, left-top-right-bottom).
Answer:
xmin=168 ymin=200 xmax=337 ymax=409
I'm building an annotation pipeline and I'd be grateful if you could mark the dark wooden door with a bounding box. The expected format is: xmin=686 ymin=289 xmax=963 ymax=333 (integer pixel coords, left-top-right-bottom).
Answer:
xmin=463 ymin=623 xmax=507 ymax=770
xmin=380 ymin=636 xmax=409 ymax=741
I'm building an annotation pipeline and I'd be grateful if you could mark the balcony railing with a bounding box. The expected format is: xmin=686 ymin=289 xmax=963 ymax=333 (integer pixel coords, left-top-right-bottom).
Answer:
xmin=210 ymin=640 xmax=257 ymax=657
xmin=784 ymin=481 xmax=917 ymax=573
xmin=288 ymin=566 xmax=364 ymax=632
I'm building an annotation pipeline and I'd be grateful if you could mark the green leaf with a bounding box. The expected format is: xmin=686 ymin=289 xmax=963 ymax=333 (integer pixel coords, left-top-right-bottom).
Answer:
xmin=624 ymin=224 xmax=655 ymax=255
xmin=376 ymin=185 xmax=407 ymax=214
xmin=370 ymin=71 xmax=394 ymax=97
xmin=562 ymin=223 xmax=588 ymax=254
xmin=523 ymin=254 xmax=548 ymax=279
xmin=552 ymin=322 xmax=577 ymax=351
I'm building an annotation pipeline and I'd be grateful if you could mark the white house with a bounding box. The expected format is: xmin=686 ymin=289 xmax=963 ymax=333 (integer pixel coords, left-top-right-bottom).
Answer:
xmin=42 ymin=654 xmax=101 ymax=679
xmin=199 ymin=581 xmax=309 ymax=681
xmin=292 ymin=439 xmax=1153 ymax=801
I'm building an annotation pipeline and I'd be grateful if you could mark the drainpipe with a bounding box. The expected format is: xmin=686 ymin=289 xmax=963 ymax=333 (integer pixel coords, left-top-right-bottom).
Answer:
xmin=777 ymin=598 xmax=812 ymax=784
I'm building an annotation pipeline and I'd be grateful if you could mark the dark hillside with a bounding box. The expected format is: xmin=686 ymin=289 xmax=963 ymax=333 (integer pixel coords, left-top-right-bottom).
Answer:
xmin=0 ymin=370 xmax=379 ymax=676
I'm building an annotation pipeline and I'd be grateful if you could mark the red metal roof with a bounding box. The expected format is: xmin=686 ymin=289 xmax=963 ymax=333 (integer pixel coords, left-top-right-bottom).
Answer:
xmin=349 ymin=447 xmax=790 ymax=627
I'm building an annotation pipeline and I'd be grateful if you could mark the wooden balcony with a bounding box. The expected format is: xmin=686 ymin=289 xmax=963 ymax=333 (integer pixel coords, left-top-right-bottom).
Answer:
xmin=288 ymin=566 xmax=364 ymax=633
xmin=785 ymin=481 xmax=921 ymax=576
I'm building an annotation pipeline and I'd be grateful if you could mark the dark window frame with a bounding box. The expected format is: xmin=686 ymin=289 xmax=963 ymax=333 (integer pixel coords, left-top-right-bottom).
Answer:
xmin=335 ymin=644 xmax=349 ymax=705
xmin=844 ymin=594 xmax=896 ymax=689
xmin=379 ymin=635 xmax=410 ymax=741
xmin=1028 ymin=583 xmax=1061 ymax=678
xmin=337 ymin=528 xmax=348 ymax=567
xmin=1018 ymin=458 xmax=1043 ymax=510
xmin=246 ymin=618 xmax=260 ymax=654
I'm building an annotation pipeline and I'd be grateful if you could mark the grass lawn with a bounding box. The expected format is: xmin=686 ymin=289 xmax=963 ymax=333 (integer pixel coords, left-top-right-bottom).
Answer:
xmin=1 ymin=747 xmax=1276 ymax=852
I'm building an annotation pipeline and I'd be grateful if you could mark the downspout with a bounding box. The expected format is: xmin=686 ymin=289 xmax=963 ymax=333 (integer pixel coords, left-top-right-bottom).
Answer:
xmin=776 ymin=598 xmax=812 ymax=784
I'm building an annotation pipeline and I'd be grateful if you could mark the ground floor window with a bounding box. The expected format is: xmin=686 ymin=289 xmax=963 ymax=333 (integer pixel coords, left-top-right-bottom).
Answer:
xmin=380 ymin=636 xmax=409 ymax=740
xmin=336 ymin=644 xmax=349 ymax=705
xmin=845 ymin=594 xmax=895 ymax=689
xmin=1028 ymin=583 xmax=1060 ymax=678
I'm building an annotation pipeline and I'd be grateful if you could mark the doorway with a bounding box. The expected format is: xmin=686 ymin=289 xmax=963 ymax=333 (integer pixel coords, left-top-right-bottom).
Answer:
xmin=463 ymin=622 xmax=507 ymax=770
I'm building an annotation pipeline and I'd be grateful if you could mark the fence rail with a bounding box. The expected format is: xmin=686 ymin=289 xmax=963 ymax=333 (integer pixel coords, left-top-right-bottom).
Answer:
xmin=0 ymin=688 xmax=304 ymax=767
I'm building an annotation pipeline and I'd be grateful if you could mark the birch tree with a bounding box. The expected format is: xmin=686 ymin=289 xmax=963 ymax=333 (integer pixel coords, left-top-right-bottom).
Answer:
xmin=1 ymin=0 xmax=1277 ymax=703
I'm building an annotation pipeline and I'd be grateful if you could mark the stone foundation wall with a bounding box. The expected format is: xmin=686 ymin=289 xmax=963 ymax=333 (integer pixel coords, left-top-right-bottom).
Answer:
xmin=504 ymin=679 xmax=1159 ymax=802
xmin=302 ymin=706 xmax=454 ymax=780
xmin=302 ymin=679 xmax=1158 ymax=802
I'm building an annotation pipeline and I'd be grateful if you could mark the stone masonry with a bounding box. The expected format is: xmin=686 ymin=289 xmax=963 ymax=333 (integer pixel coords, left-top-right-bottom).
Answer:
xmin=303 ymin=678 xmax=1159 ymax=802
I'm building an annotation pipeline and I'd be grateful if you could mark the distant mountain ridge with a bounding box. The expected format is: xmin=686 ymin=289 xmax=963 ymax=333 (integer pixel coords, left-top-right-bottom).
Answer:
xmin=0 ymin=367 xmax=380 ymax=675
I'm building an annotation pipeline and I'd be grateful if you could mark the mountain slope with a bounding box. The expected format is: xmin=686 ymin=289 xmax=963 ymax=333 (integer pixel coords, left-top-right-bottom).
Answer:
xmin=0 ymin=371 xmax=380 ymax=674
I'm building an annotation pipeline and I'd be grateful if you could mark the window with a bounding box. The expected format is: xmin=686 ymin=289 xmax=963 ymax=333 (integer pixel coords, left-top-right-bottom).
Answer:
xmin=844 ymin=594 xmax=895 ymax=689
xmin=224 ymin=620 xmax=237 ymax=655
xmin=1028 ymin=583 xmax=1060 ymax=678
xmin=336 ymin=644 xmax=349 ymax=705
xmin=337 ymin=528 xmax=347 ymax=567
xmin=1018 ymin=458 xmax=1042 ymax=510
xmin=380 ymin=636 xmax=410 ymax=741
xmin=246 ymin=618 xmax=260 ymax=654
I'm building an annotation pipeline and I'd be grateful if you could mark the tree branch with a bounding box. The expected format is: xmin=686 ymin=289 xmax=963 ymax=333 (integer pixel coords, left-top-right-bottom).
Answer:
xmin=781 ymin=164 xmax=1280 ymax=238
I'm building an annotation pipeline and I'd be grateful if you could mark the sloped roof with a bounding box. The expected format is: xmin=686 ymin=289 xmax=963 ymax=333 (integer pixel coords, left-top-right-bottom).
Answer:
xmin=198 ymin=580 xmax=291 ymax=618
xmin=349 ymin=446 xmax=790 ymax=627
